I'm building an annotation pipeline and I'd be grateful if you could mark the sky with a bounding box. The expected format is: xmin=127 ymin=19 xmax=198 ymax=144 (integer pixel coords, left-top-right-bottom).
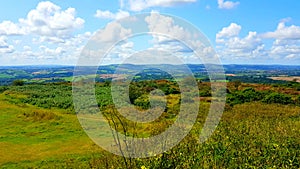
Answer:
xmin=0 ymin=0 xmax=300 ymax=65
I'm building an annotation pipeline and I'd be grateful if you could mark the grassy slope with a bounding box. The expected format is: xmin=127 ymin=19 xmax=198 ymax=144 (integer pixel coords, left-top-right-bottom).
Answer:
xmin=0 ymin=93 xmax=103 ymax=167
xmin=0 ymin=87 xmax=299 ymax=168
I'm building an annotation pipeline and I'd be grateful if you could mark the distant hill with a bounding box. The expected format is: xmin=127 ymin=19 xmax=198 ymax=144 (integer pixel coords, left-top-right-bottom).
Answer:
xmin=0 ymin=64 xmax=300 ymax=85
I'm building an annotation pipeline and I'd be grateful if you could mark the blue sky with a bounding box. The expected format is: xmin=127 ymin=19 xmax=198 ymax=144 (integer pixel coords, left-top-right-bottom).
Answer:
xmin=0 ymin=0 xmax=300 ymax=65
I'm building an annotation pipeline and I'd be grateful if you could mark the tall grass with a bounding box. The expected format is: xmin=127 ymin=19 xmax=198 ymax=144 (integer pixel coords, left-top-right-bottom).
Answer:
xmin=0 ymin=83 xmax=299 ymax=168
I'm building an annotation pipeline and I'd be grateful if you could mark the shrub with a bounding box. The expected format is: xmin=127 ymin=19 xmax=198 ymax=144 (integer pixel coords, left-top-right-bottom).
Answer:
xmin=134 ymin=95 xmax=150 ymax=109
xmin=199 ymin=87 xmax=211 ymax=97
xmin=226 ymin=87 xmax=264 ymax=106
xmin=296 ymin=95 xmax=300 ymax=105
xmin=12 ymin=80 xmax=25 ymax=86
xmin=0 ymin=86 xmax=8 ymax=93
xmin=262 ymin=93 xmax=293 ymax=105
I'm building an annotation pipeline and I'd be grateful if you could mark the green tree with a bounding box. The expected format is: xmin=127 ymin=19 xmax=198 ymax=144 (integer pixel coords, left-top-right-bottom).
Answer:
xmin=12 ymin=79 xmax=25 ymax=86
xmin=226 ymin=87 xmax=264 ymax=106
xmin=262 ymin=93 xmax=293 ymax=105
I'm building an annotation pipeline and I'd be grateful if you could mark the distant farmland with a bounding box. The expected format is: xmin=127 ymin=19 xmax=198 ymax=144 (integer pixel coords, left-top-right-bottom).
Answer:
xmin=269 ymin=76 xmax=300 ymax=83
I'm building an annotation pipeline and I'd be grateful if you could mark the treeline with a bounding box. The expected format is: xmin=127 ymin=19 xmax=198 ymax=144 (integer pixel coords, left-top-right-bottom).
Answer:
xmin=227 ymin=87 xmax=300 ymax=106
xmin=227 ymin=75 xmax=300 ymax=90
xmin=0 ymin=80 xmax=299 ymax=112
xmin=6 ymin=83 xmax=74 ymax=110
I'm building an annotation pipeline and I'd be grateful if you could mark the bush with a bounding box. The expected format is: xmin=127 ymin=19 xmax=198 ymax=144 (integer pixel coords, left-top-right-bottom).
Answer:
xmin=199 ymin=87 xmax=211 ymax=97
xmin=262 ymin=93 xmax=293 ymax=105
xmin=134 ymin=95 xmax=150 ymax=109
xmin=296 ymin=95 xmax=300 ymax=105
xmin=12 ymin=80 xmax=25 ymax=86
xmin=226 ymin=87 xmax=264 ymax=106
xmin=0 ymin=86 xmax=8 ymax=93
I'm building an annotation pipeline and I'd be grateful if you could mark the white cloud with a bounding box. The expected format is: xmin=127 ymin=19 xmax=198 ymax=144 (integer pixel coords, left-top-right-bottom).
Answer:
xmin=216 ymin=23 xmax=265 ymax=59
xmin=6 ymin=31 xmax=91 ymax=65
xmin=269 ymin=39 xmax=300 ymax=60
xmin=127 ymin=0 xmax=197 ymax=11
xmin=216 ymin=23 xmax=241 ymax=42
xmin=39 ymin=46 xmax=66 ymax=59
xmin=37 ymin=36 xmax=66 ymax=44
xmin=144 ymin=12 xmax=219 ymax=63
xmin=94 ymin=9 xmax=130 ymax=20
xmin=121 ymin=41 xmax=134 ymax=48
xmin=228 ymin=32 xmax=263 ymax=52
xmin=92 ymin=22 xmax=132 ymax=42
xmin=0 ymin=1 xmax=89 ymax=65
xmin=0 ymin=36 xmax=14 ymax=54
xmin=262 ymin=21 xmax=300 ymax=40
xmin=145 ymin=12 xmax=193 ymax=43
xmin=110 ymin=41 xmax=136 ymax=61
xmin=216 ymin=21 xmax=300 ymax=62
xmin=145 ymin=12 xmax=212 ymax=55
xmin=0 ymin=1 xmax=85 ymax=47
xmin=218 ymin=0 xmax=239 ymax=9
xmin=23 ymin=46 xmax=32 ymax=51
xmin=44 ymin=31 xmax=91 ymax=61
xmin=145 ymin=12 xmax=196 ymax=56
xmin=0 ymin=21 xmax=25 ymax=35
xmin=19 ymin=1 xmax=84 ymax=39
xmin=260 ymin=20 xmax=300 ymax=60
xmin=13 ymin=40 xmax=21 ymax=45
xmin=80 ymin=23 xmax=132 ymax=65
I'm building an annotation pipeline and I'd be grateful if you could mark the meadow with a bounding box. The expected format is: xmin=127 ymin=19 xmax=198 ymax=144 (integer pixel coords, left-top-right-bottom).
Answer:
xmin=0 ymin=80 xmax=299 ymax=168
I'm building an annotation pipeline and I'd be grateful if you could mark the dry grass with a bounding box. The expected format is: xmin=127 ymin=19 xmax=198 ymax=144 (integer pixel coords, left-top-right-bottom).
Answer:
xmin=269 ymin=76 xmax=300 ymax=83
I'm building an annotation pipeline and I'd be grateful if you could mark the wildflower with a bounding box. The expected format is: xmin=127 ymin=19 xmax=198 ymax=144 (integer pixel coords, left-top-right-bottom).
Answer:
xmin=141 ymin=165 xmax=147 ymax=169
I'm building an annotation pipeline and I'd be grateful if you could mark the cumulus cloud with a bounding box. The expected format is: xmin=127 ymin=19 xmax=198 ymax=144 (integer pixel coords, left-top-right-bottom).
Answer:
xmin=268 ymin=38 xmax=300 ymax=60
xmin=145 ymin=12 xmax=194 ymax=43
xmin=19 ymin=1 xmax=84 ymax=39
xmin=145 ymin=12 xmax=212 ymax=54
xmin=23 ymin=46 xmax=32 ymax=51
xmin=94 ymin=9 xmax=130 ymax=20
xmin=145 ymin=12 xmax=197 ymax=57
xmin=218 ymin=0 xmax=239 ymax=9
xmin=216 ymin=21 xmax=300 ymax=62
xmin=216 ymin=23 xmax=241 ymax=42
xmin=0 ymin=1 xmax=84 ymax=43
xmin=109 ymin=41 xmax=136 ymax=62
xmin=260 ymin=20 xmax=300 ymax=60
xmin=216 ymin=23 xmax=265 ymax=59
xmin=0 ymin=36 xmax=14 ymax=54
xmin=0 ymin=1 xmax=89 ymax=64
xmin=144 ymin=12 xmax=219 ymax=63
xmin=0 ymin=21 xmax=25 ymax=35
xmin=262 ymin=21 xmax=300 ymax=40
xmin=126 ymin=0 xmax=197 ymax=11
xmin=92 ymin=22 xmax=132 ymax=42
xmin=6 ymin=31 xmax=91 ymax=65
xmin=39 ymin=45 xmax=66 ymax=59
xmin=80 ymin=22 xmax=132 ymax=65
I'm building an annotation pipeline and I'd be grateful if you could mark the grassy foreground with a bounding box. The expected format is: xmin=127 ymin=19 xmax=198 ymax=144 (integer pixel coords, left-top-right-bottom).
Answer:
xmin=0 ymin=84 xmax=299 ymax=168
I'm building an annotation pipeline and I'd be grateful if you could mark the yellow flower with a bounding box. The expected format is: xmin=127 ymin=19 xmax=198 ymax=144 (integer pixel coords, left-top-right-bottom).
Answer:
xmin=141 ymin=165 xmax=147 ymax=169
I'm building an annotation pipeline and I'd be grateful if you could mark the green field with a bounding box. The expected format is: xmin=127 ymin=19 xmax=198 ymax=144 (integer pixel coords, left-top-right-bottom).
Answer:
xmin=0 ymin=81 xmax=299 ymax=168
xmin=0 ymin=74 xmax=15 ymax=79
